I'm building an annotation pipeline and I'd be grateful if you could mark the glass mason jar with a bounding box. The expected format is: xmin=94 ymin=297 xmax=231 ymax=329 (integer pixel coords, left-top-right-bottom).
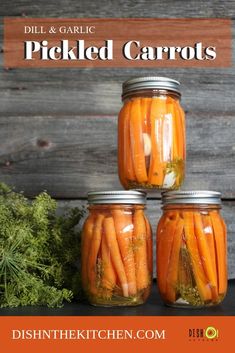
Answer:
xmin=118 ymin=76 xmax=186 ymax=191
xmin=81 ymin=190 xmax=152 ymax=306
xmin=157 ymin=191 xmax=227 ymax=308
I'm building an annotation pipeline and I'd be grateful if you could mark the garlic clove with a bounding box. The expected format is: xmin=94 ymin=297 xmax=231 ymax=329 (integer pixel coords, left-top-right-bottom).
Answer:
xmin=163 ymin=171 xmax=176 ymax=188
xmin=175 ymin=298 xmax=189 ymax=305
xmin=143 ymin=133 xmax=152 ymax=156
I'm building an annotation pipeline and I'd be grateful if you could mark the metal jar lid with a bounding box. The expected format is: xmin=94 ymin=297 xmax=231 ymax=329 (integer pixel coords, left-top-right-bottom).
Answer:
xmin=122 ymin=76 xmax=181 ymax=99
xmin=87 ymin=190 xmax=147 ymax=205
xmin=161 ymin=190 xmax=222 ymax=205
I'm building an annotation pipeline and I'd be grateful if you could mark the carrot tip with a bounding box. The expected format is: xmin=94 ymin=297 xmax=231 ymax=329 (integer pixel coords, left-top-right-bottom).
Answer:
xmin=122 ymin=284 xmax=129 ymax=297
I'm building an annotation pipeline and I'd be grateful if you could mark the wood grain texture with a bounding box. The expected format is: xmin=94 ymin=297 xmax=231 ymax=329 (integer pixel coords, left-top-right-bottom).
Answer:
xmin=1 ymin=0 xmax=235 ymax=18
xmin=0 ymin=113 xmax=234 ymax=198
xmin=0 ymin=67 xmax=235 ymax=115
xmin=57 ymin=199 xmax=235 ymax=279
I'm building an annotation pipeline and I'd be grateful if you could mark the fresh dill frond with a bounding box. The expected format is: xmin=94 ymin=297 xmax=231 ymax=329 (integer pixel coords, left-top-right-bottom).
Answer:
xmin=0 ymin=182 xmax=84 ymax=308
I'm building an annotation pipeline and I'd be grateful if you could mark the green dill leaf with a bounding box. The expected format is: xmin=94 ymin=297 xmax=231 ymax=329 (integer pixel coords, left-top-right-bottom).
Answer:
xmin=0 ymin=183 xmax=83 ymax=308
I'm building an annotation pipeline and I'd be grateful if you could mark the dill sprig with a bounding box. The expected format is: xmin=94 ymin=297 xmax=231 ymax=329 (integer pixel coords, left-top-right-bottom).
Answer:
xmin=0 ymin=183 xmax=84 ymax=308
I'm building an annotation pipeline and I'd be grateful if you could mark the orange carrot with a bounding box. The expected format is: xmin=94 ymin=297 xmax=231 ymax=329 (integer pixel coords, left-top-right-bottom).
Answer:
xmin=176 ymin=101 xmax=186 ymax=160
xmin=141 ymin=98 xmax=151 ymax=133
xmin=210 ymin=211 xmax=227 ymax=295
xmin=174 ymin=101 xmax=185 ymax=160
xmin=183 ymin=212 xmax=212 ymax=301
xmin=166 ymin=99 xmax=178 ymax=161
xmin=221 ymin=217 xmax=227 ymax=248
xmin=118 ymin=101 xmax=132 ymax=188
xmin=112 ymin=209 xmax=137 ymax=296
xmin=129 ymin=98 xmax=148 ymax=183
xmin=148 ymin=97 xmax=166 ymax=186
xmin=156 ymin=212 xmax=176 ymax=252
xmin=202 ymin=214 xmax=218 ymax=300
xmin=194 ymin=213 xmax=217 ymax=289
xmin=144 ymin=215 xmax=153 ymax=275
xmin=81 ymin=214 xmax=95 ymax=291
xmin=101 ymin=235 xmax=116 ymax=292
xmin=156 ymin=214 xmax=170 ymax=242
xmin=87 ymin=214 xmax=104 ymax=295
xmin=141 ymin=98 xmax=152 ymax=173
xmin=157 ymin=213 xmax=179 ymax=295
xmin=165 ymin=217 xmax=184 ymax=302
xmin=133 ymin=209 xmax=149 ymax=291
xmin=103 ymin=217 xmax=129 ymax=297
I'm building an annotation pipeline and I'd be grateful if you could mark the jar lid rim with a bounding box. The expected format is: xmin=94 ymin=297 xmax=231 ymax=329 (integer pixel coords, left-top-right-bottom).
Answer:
xmin=87 ymin=190 xmax=147 ymax=205
xmin=122 ymin=76 xmax=181 ymax=97
xmin=161 ymin=190 xmax=222 ymax=205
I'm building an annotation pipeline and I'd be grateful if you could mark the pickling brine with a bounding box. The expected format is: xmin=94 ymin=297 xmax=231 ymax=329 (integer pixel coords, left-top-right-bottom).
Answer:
xmin=118 ymin=77 xmax=186 ymax=191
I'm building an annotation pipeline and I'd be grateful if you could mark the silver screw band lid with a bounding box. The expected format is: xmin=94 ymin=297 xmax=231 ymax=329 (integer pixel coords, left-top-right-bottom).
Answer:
xmin=87 ymin=190 xmax=147 ymax=205
xmin=161 ymin=190 xmax=222 ymax=205
xmin=122 ymin=76 xmax=181 ymax=99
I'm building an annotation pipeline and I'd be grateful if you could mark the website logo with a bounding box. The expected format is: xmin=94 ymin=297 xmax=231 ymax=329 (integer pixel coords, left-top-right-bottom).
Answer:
xmin=188 ymin=326 xmax=219 ymax=341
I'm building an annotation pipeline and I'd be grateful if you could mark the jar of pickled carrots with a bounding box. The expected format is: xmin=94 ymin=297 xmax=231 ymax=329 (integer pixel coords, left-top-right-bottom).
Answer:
xmin=81 ymin=190 xmax=152 ymax=306
xmin=157 ymin=191 xmax=227 ymax=308
xmin=118 ymin=76 xmax=186 ymax=191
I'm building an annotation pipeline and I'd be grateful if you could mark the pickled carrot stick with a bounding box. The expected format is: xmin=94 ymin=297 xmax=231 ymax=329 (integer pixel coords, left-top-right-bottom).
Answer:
xmin=148 ymin=97 xmax=166 ymax=185
xmin=112 ymin=209 xmax=137 ymax=296
xmin=81 ymin=214 xmax=95 ymax=290
xmin=118 ymin=101 xmax=132 ymax=187
xmin=133 ymin=209 xmax=149 ymax=291
xmin=103 ymin=217 xmax=129 ymax=297
xmin=174 ymin=102 xmax=184 ymax=160
xmin=194 ymin=213 xmax=217 ymax=289
xmin=87 ymin=214 xmax=104 ymax=295
xmin=141 ymin=98 xmax=152 ymax=172
xmin=157 ymin=212 xmax=175 ymax=251
xmin=120 ymin=102 xmax=136 ymax=183
xmin=221 ymin=218 xmax=227 ymax=248
xmin=157 ymin=213 xmax=179 ymax=295
xmin=101 ymin=235 xmax=116 ymax=291
xmin=202 ymin=214 xmax=218 ymax=300
xmin=183 ymin=212 xmax=212 ymax=301
xmin=166 ymin=100 xmax=178 ymax=160
xmin=156 ymin=213 xmax=171 ymax=241
xmin=141 ymin=98 xmax=151 ymax=134
xmin=210 ymin=211 xmax=227 ymax=295
xmin=144 ymin=215 xmax=153 ymax=275
xmin=176 ymin=101 xmax=186 ymax=160
xmin=130 ymin=98 xmax=148 ymax=183
xmin=165 ymin=217 xmax=184 ymax=302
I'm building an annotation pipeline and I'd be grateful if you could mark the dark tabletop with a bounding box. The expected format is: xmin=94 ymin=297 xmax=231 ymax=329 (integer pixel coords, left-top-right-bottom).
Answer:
xmin=0 ymin=280 xmax=234 ymax=316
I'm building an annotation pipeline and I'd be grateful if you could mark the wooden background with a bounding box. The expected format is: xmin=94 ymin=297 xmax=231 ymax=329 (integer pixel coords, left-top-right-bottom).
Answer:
xmin=0 ymin=1 xmax=234 ymax=278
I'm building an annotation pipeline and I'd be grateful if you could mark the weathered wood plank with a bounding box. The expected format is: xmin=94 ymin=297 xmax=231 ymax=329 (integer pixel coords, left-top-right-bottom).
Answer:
xmin=1 ymin=61 xmax=235 ymax=115
xmin=0 ymin=67 xmax=235 ymax=115
xmin=0 ymin=113 xmax=234 ymax=198
xmin=57 ymin=199 xmax=235 ymax=279
xmin=1 ymin=0 xmax=235 ymax=18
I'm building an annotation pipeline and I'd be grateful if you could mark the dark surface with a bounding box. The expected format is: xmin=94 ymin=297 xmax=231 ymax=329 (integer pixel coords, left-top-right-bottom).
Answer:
xmin=0 ymin=1 xmax=235 ymax=282
xmin=0 ymin=281 xmax=234 ymax=316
